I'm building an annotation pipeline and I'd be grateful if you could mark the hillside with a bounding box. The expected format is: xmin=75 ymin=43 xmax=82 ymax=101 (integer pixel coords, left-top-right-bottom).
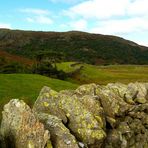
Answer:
xmin=57 ymin=62 xmax=148 ymax=84
xmin=0 ymin=29 xmax=148 ymax=65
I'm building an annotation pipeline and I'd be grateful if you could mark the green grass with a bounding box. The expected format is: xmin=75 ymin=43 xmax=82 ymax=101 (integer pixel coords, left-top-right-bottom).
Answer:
xmin=57 ymin=62 xmax=148 ymax=84
xmin=56 ymin=62 xmax=81 ymax=72
xmin=0 ymin=74 xmax=78 ymax=120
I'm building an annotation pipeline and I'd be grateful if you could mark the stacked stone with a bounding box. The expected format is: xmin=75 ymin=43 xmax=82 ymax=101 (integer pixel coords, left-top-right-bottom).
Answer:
xmin=0 ymin=82 xmax=148 ymax=148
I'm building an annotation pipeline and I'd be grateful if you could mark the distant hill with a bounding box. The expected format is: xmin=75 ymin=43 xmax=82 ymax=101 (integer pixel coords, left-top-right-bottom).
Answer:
xmin=0 ymin=29 xmax=148 ymax=65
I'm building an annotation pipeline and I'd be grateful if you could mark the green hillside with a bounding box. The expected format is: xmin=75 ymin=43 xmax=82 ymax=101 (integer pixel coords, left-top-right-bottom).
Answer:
xmin=57 ymin=62 xmax=148 ymax=84
xmin=0 ymin=74 xmax=78 ymax=120
xmin=0 ymin=29 xmax=148 ymax=65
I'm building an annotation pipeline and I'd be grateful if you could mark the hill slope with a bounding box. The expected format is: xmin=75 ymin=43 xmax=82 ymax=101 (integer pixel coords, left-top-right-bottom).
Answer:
xmin=0 ymin=29 xmax=148 ymax=64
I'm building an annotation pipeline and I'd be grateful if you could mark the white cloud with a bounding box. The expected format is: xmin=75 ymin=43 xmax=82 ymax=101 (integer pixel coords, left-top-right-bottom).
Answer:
xmin=65 ymin=0 xmax=129 ymax=19
xmin=127 ymin=0 xmax=148 ymax=16
xmin=26 ymin=16 xmax=53 ymax=24
xmin=20 ymin=8 xmax=53 ymax=25
xmin=65 ymin=0 xmax=148 ymax=19
xmin=69 ymin=19 xmax=87 ymax=30
xmin=0 ymin=23 xmax=11 ymax=29
xmin=20 ymin=8 xmax=50 ymax=15
xmin=90 ymin=17 xmax=148 ymax=35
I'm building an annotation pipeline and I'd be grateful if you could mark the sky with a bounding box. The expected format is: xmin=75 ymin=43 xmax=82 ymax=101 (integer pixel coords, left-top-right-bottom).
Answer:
xmin=0 ymin=0 xmax=148 ymax=46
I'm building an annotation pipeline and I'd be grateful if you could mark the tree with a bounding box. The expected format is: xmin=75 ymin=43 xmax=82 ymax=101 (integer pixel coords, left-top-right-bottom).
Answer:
xmin=32 ymin=51 xmax=67 ymax=79
xmin=35 ymin=51 xmax=64 ymax=66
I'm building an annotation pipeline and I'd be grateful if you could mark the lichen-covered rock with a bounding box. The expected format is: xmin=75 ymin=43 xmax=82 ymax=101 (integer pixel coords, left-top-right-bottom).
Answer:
xmin=95 ymin=82 xmax=148 ymax=148
xmin=0 ymin=99 xmax=50 ymax=148
xmin=126 ymin=82 xmax=148 ymax=104
xmin=34 ymin=86 xmax=106 ymax=147
xmin=75 ymin=94 xmax=105 ymax=129
xmin=58 ymin=94 xmax=106 ymax=146
xmin=105 ymin=104 xmax=148 ymax=148
xmin=96 ymin=86 xmax=131 ymax=127
xmin=106 ymin=83 xmax=128 ymax=98
xmin=106 ymin=82 xmax=148 ymax=105
xmin=75 ymin=83 xmax=97 ymax=96
xmin=33 ymin=86 xmax=68 ymax=124
xmin=37 ymin=113 xmax=79 ymax=148
xmin=61 ymin=86 xmax=106 ymax=130
xmin=60 ymin=89 xmax=75 ymax=96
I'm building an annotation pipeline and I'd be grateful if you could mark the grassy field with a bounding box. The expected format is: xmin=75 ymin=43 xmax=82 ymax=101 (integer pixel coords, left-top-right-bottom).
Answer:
xmin=57 ymin=62 xmax=148 ymax=84
xmin=0 ymin=74 xmax=78 ymax=120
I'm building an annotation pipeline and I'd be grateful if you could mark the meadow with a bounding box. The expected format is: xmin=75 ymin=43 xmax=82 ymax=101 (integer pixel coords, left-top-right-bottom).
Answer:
xmin=57 ymin=62 xmax=148 ymax=84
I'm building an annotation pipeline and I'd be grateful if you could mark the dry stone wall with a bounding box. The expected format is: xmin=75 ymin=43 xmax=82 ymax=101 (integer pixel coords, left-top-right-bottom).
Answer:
xmin=0 ymin=82 xmax=148 ymax=148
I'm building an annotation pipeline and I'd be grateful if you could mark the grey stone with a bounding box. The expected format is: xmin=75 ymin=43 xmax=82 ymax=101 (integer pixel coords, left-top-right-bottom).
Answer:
xmin=1 ymin=99 xmax=50 ymax=148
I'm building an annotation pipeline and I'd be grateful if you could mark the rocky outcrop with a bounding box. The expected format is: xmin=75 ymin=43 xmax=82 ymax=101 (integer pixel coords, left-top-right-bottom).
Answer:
xmin=0 ymin=82 xmax=148 ymax=148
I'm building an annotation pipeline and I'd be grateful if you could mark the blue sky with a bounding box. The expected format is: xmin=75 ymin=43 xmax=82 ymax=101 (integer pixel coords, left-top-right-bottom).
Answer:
xmin=0 ymin=0 xmax=148 ymax=46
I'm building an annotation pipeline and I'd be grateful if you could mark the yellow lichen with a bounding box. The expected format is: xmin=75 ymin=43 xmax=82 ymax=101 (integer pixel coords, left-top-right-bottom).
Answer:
xmin=78 ymin=129 xmax=81 ymax=134
xmin=46 ymin=140 xmax=53 ymax=148
xmin=27 ymin=140 xmax=34 ymax=148
xmin=50 ymin=90 xmax=58 ymax=97
xmin=44 ymin=93 xmax=50 ymax=98
xmin=66 ymin=113 xmax=70 ymax=117
xmin=43 ymin=102 xmax=49 ymax=107
xmin=95 ymin=115 xmax=103 ymax=128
